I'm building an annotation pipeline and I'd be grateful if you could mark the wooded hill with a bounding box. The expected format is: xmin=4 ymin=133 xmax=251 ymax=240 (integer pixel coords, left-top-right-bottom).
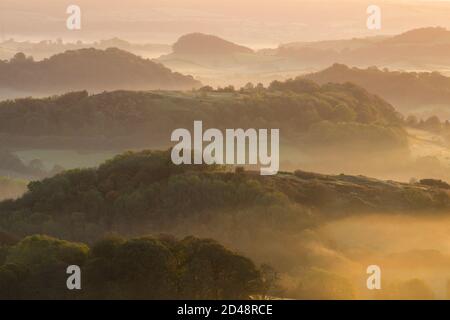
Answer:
xmin=304 ymin=63 xmax=450 ymax=118
xmin=0 ymin=150 xmax=448 ymax=243
xmin=0 ymin=79 xmax=405 ymax=152
xmin=0 ymin=234 xmax=264 ymax=299
xmin=0 ymin=48 xmax=201 ymax=95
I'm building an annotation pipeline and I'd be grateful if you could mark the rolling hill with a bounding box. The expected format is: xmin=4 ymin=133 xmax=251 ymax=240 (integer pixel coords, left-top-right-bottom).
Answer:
xmin=156 ymin=27 xmax=450 ymax=87
xmin=275 ymin=27 xmax=450 ymax=70
xmin=0 ymin=80 xmax=404 ymax=151
xmin=303 ymin=63 xmax=450 ymax=119
xmin=172 ymin=33 xmax=254 ymax=55
xmin=0 ymin=48 xmax=201 ymax=98
xmin=1 ymin=150 xmax=449 ymax=299
xmin=0 ymin=37 xmax=171 ymax=61
xmin=1 ymin=149 xmax=448 ymax=242
xmin=157 ymin=33 xmax=281 ymax=86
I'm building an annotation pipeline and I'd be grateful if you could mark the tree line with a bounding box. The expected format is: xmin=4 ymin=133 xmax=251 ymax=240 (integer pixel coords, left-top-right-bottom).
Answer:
xmin=0 ymin=234 xmax=268 ymax=299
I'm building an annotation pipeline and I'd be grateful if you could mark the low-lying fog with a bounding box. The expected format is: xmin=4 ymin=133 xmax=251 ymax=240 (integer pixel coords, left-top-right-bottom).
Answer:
xmin=308 ymin=214 xmax=450 ymax=299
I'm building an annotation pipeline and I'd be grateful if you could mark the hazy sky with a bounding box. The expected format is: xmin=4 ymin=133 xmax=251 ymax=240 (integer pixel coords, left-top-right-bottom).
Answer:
xmin=2 ymin=0 xmax=450 ymax=47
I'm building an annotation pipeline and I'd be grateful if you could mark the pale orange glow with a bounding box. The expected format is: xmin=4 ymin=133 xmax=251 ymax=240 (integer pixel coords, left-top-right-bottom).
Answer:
xmin=2 ymin=0 xmax=450 ymax=45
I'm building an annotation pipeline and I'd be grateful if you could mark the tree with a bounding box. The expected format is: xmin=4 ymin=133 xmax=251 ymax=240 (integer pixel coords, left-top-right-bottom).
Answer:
xmin=3 ymin=235 xmax=88 ymax=299
xmin=179 ymin=237 xmax=262 ymax=299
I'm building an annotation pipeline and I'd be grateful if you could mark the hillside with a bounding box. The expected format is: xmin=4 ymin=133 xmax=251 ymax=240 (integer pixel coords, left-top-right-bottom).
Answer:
xmin=0 ymin=48 xmax=201 ymax=96
xmin=0 ymin=80 xmax=413 ymax=180
xmin=1 ymin=150 xmax=450 ymax=299
xmin=158 ymin=33 xmax=273 ymax=83
xmin=172 ymin=33 xmax=254 ymax=55
xmin=303 ymin=64 xmax=450 ymax=118
xmin=275 ymin=27 xmax=450 ymax=70
xmin=383 ymin=27 xmax=450 ymax=45
xmin=279 ymin=36 xmax=387 ymax=52
xmin=153 ymin=27 xmax=450 ymax=87
xmin=5 ymin=28 xmax=448 ymax=92
xmin=0 ymin=80 xmax=404 ymax=150
xmin=0 ymin=149 xmax=448 ymax=242
xmin=343 ymin=27 xmax=450 ymax=69
xmin=0 ymin=38 xmax=171 ymax=61
xmin=0 ymin=234 xmax=263 ymax=299
xmin=279 ymin=27 xmax=450 ymax=53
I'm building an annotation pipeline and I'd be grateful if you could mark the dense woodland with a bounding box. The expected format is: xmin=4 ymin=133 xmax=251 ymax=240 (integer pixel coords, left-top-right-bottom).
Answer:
xmin=0 ymin=150 xmax=449 ymax=299
xmin=0 ymin=77 xmax=447 ymax=299
xmin=0 ymin=234 xmax=265 ymax=299
xmin=1 ymin=149 xmax=449 ymax=244
xmin=2 ymin=31 xmax=450 ymax=299
xmin=0 ymin=79 xmax=406 ymax=153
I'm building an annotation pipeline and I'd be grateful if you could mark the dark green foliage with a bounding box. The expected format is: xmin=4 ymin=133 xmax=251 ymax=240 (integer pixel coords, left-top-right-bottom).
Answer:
xmin=0 ymin=79 xmax=406 ymax=150
xmin=291 ymin=170 xmax=450 ymax=212
xmin=268 ymin=78 xmax=403 ymax=125
xmin=0 ymin=150 xmax=449 ymax=244
xmin=176 ymin=237 xmax=261 ymax=299
xmin=269 ymin=78 xmax=320 ymax=93
xmin=0 ymin=150 xmax=288 ymax=241
xmin=0 ymin=234 xmax=263 ymax=300
xmin=85 ymin=236 xmax=178 ymax=299
xmin=0 ymin=235 xmax=89 ymax=299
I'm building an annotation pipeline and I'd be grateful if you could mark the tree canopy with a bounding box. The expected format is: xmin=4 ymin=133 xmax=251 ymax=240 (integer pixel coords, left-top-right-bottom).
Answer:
xmin=0 ymin=234 xmax=262 ymax=300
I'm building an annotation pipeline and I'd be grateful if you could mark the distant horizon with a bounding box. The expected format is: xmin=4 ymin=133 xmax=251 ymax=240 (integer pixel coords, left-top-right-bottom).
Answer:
xmin=3 ymin=0 xmax=450 ymax=47
xmin=1 ymin=25 xmax=448 ymax=51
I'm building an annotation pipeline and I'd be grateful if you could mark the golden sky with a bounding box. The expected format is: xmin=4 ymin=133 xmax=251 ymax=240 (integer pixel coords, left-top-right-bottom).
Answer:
xmin=1 ymin=0 xmax=450 ymax=46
